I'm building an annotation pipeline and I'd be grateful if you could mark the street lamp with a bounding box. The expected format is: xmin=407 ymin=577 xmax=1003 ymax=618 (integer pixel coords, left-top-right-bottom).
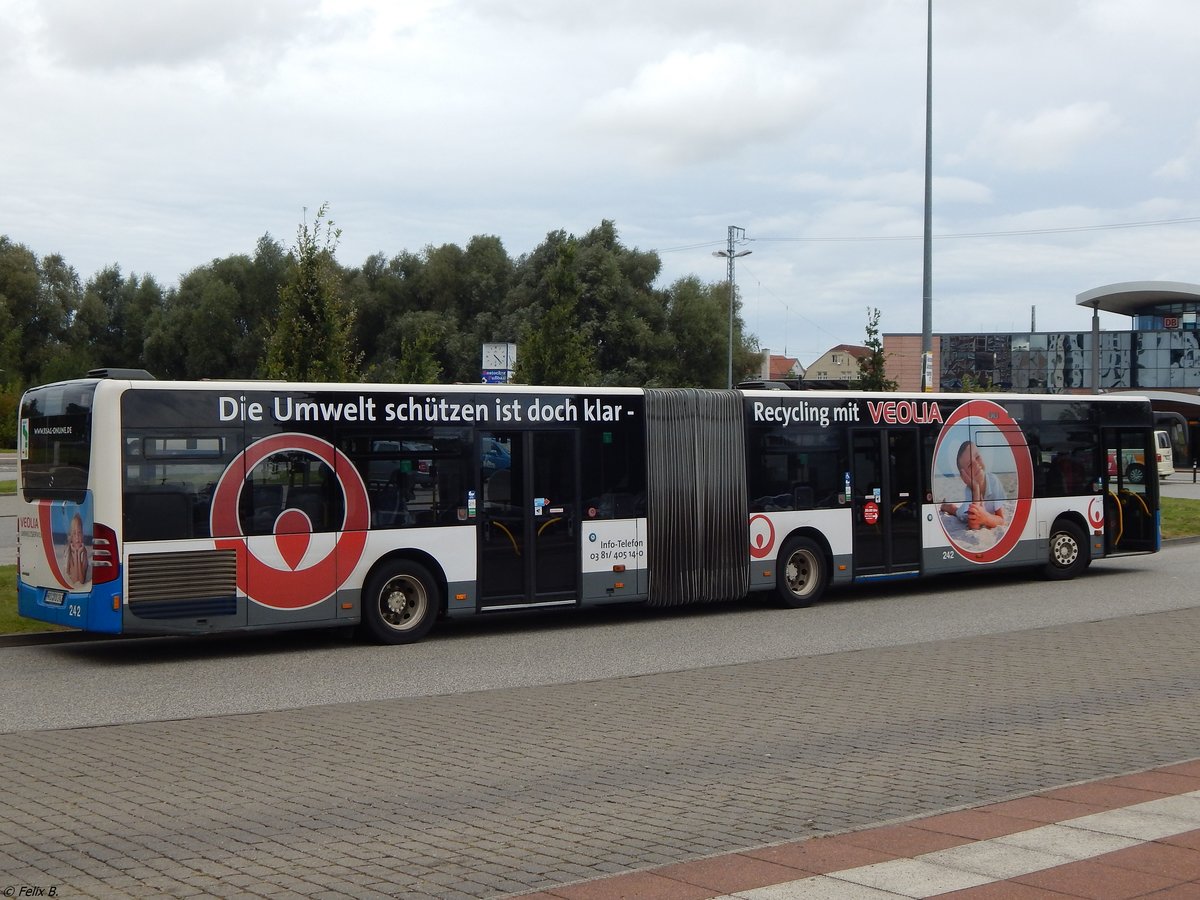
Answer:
xmin=713 ymin=225 xmax=751 ymax=389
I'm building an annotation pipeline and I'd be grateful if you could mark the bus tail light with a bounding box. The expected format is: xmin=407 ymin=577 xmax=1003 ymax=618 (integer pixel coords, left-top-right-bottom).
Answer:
xmin=92 ymin=522 xmax=120 ymax=585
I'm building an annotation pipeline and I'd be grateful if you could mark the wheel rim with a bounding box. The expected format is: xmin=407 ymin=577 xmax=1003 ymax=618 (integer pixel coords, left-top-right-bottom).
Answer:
xmin=1051 ymin=532 xmax=1078 ymax=568
xmin=785 ymin=548 xmax=818 ymax=598
xmin=377 ymin=574 xmax=428 ymax=632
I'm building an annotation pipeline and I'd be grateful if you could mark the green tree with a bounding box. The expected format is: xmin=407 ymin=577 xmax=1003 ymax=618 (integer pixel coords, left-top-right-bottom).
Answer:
xmin=71 ymin=265 xmax=165 ymax=372
xmin=858 ymin=306 xmax=897 ymax=391
xmin=513 ymin=243 xmax=597 ymax=385
xmin=0 ymin=238 xmax=80 ymax=383
xmin=367 ymin=310 xmax=448 ymax=384
xmin=396 ymin=329 xmax=444 ymax=384
xmin=264 ymin=204 xmax=360 ymax=382
xmin=658 ymin=276 xmax=730 ymax=387
xmin=144 ymin=236 xmax=287 ymax=380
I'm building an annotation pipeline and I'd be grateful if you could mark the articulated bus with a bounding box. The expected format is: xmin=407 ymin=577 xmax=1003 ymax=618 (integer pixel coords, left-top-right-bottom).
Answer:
xmin=17 ymin=371 xmax=1160 ymax=644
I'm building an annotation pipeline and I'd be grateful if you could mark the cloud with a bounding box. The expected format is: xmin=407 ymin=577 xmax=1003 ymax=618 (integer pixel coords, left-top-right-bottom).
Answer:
xmin=1153 ymin=120 xmax=1200 ymax=181
xmin=782 ymin=171 xmax=991 ymax=208
xmin=966 ymin=102 xmax=1121 ymax=172
xmin=577 ymin=43 xmax=824 ymax=165
xmin=30 ymin=0 xmax=335 ymax=71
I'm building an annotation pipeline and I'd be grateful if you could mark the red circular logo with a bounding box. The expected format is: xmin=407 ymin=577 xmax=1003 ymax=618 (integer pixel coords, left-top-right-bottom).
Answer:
xmin=1088 ymin=496 xmax=1106 ymax=531
xmin=210 ymin=433 xmax=370 ymax=609
xmin=863 ymin=501 xmax=879 ymax=525
xmin=932 ymin=400 xmax=1034 ymax=564
xmin=749 ymin=514 xmax=776 ymax=559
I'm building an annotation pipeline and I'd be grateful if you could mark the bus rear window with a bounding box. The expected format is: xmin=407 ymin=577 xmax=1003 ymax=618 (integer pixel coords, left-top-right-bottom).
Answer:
xmin=20 ymin=382 xmax=97 ymax=502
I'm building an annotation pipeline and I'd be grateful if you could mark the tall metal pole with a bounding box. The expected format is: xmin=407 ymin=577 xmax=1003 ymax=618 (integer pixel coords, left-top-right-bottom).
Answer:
xmin=726 ymin=226 xmax=738 ymax=389
xmin=714 ymin=226 xmax=750 ymax=389
xmin=921 ymin=0 xmax=934 ymax=391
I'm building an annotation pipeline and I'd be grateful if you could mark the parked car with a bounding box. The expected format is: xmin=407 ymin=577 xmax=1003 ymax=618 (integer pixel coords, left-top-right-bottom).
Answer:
xmin=1106 ymin=430 xmax=1173 ymax=483
xmin=369 ymin=440 xmax=433 ymax=488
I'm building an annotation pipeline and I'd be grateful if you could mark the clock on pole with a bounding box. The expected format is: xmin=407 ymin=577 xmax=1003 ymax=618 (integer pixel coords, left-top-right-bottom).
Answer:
xmin=481 ymin=342 xmax=516 ymax=383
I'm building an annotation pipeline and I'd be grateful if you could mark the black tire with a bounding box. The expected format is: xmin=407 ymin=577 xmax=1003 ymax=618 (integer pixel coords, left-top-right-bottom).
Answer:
xmin=775 ymin=536 xmax=828 ymax=608
xmin=1043 ymin=520 xmax=1088 ymax=581
xmin=361 ymin=559 xmax=439 ymax=644
xmin=1125 ymin=464 xmax=1145 ymax=484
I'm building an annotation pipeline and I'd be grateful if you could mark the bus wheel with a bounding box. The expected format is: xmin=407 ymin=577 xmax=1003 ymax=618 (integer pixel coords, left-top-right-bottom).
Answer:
xmin=1044 ymin=520 xmax=1087 ymax=581
xmin=1125 ymin=463 xmax=1145 ymax=484
xmin=362 ymin=560 xmax=439 ymax=644
xmin=775 ymin=536 xmax=827 ymax=608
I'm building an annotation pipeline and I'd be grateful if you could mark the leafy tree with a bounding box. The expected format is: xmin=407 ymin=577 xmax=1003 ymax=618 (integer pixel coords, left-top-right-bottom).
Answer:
xmin=72 ymin=265 xmax=165 ymax=371
xmin=658 ymin=276 xmax=729 ymax=387
xmin=367 ymin=310 xmax=449 ymax=384
xmin=0 ymin=238 xmax=80 ymax=383
xmin=396 ymin=328 xmax=444 ymax=384
xmin=858 ymin=306 xmax=897 ymax=391
xmin=144 ymin=236 xmax=287 ymax=380
xmin=513 ymin=243 xmax=597 ymax=385
xmin=264 ymin=204 xmax=360 ymax=382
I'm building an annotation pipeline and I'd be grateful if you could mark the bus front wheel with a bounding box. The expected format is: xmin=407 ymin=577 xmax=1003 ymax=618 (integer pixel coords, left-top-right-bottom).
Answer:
xmin=775 ymin=536 xmax=827 ymax=608
xmin=1044 ymin=520 xmax=1087 ymax=581
xmin=361 ymin=559 xmax=439 ymax=644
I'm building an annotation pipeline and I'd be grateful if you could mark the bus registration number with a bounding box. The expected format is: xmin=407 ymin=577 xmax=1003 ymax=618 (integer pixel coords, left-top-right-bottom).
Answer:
xmin=44 ymin=590 xmax=65 ymax=607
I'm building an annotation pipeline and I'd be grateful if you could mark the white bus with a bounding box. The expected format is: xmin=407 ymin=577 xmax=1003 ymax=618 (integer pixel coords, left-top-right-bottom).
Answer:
xmin=17 ymin=371 xmax=1161 ymax=644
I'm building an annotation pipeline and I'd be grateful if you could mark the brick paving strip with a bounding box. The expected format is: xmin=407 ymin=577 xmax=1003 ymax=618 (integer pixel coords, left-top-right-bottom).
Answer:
xmin=2 ymin=606 xmax=1200 ymax=898
xmin=517 ymin=765 xmax=1200 ymax=898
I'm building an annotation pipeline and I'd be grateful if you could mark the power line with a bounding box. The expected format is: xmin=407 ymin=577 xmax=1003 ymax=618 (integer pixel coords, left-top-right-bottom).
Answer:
xmin=750 ymin=215 xmax=1200 ymax=244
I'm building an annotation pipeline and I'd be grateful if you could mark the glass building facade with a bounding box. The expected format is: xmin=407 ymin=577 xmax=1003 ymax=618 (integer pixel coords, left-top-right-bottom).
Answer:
xmin=939 ymin=330 xmax=1200 ymax=393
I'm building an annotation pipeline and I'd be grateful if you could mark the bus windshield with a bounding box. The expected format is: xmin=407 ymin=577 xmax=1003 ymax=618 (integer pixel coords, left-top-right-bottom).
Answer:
xmin=20 ymin=380 xmax=97 ymax=503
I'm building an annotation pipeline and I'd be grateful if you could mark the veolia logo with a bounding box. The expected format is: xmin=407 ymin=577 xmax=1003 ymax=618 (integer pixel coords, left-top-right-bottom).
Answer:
xmin=209 ymin=433 xmax=370 ymax=609
xmin=749 ymin=514 xmax=776 ymax=559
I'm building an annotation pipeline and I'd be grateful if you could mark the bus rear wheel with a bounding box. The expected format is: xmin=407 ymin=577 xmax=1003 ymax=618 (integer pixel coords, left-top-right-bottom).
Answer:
xmin=362 ymin=560 xmax=439 ymax=644
xmin=775 ymin=536 xmax=827 ymax=608
xmin=1043 ymin=520 xmax=1087 ymax=581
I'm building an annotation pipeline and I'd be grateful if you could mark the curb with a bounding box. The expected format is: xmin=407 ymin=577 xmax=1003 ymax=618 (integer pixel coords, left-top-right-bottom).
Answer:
xmin=0 ymin=630 xmax=116 ymax=648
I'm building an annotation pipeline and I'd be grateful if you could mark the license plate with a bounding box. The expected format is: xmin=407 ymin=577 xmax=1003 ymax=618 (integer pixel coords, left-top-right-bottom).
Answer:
xmin=44 ymin=589 xmax=66 ymax=607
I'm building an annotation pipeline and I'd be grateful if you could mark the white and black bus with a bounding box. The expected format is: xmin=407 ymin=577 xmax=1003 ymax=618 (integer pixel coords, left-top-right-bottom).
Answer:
xmin=17 ymin=371 xmax=1160 ymax=644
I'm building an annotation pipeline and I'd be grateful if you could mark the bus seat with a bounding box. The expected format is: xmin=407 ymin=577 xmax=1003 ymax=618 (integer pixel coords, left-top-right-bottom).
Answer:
xmin=372 ymin=473 xmax=409 ymax=527
xmin=486 ymin=469 xmax=511 ymax=505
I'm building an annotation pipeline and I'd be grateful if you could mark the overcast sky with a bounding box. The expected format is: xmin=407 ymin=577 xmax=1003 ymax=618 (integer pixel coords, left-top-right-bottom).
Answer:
xmin=3 ymin=0 xmax=1199 ymax=365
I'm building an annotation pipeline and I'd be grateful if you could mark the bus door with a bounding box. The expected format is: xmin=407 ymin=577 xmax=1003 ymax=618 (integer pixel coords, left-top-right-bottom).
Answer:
xmin=1101 ymin=427 xmax=1159 ymax=554
xmin=478 ymin=430 xmax=580 ymax=608
xmin=850 ymin=429 xmax=922 ymax=578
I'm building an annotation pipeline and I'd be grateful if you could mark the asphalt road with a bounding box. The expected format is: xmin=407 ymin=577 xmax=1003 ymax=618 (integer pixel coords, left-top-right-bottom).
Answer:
xmin=1 ymin=540 xmax=1195 ymax=734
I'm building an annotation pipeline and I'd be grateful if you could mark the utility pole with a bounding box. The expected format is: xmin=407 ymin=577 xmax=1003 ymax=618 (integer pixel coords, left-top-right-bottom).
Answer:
xmin=713 ymin=226 xmax=751 ymax=389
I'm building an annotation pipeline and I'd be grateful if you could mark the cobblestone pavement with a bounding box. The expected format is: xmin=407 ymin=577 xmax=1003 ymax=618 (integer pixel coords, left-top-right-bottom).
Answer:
xmin=2 ymin=605 xmax=1200 ymax=898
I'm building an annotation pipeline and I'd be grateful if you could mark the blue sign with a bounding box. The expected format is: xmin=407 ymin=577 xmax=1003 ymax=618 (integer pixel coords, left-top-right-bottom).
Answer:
xmin=481 ymin=369 xmax=509 ymax=384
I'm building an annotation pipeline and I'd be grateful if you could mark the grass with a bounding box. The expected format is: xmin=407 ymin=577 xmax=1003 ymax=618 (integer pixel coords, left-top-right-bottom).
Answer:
xmin=0 ymin=565 xmax=69 ymax=635
xmin=1161 ymin=496 xmax=1200 ymax=540
xmin=2 ymin=501 xmax=1199 ymax=638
